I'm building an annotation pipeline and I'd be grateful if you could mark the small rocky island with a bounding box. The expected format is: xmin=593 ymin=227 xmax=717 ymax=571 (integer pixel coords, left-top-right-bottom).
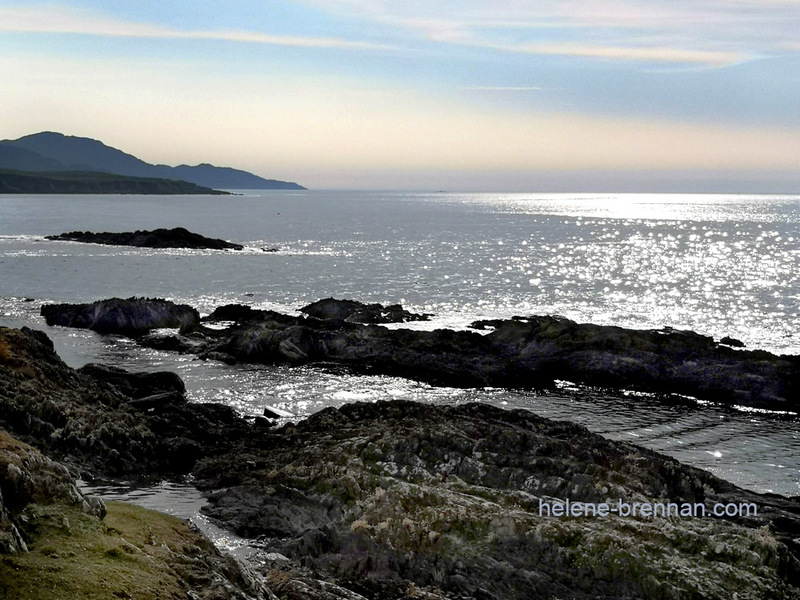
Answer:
xmin=46 ymin=227 xmax=245 ymax=250
xmin=0 ymin=324 xmax=798 ymax=599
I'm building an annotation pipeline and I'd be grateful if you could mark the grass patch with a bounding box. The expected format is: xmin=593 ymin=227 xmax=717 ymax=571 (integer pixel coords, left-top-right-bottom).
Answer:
xmin=0 ymin=501 xmax=216 ymax=600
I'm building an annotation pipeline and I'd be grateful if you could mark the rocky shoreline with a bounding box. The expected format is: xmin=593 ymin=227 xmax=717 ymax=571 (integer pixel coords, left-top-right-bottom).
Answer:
xmin=41 ymin=296 xmax=800 ymax=411
xmin=1 ymin=322 xmax=799 ymax=598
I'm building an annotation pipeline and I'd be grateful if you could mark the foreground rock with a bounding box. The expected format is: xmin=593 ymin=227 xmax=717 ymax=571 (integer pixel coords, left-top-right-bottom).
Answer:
xmin=196 ymin=401 xmax=800 ymax=600
xmin=0 ymin=326 xmax=247 ymax=475
xmin=0 ymin=430 xmax=260 ymax=600
xmin=46 ymin=226 xmax=244 ymax=250
xmin=0 ymin=429 xmax=105 ymax=554
xmin=41 ymin=296 xmax=199 ymax=336
xmin=2 ymin=325 xmax=800 ymax=598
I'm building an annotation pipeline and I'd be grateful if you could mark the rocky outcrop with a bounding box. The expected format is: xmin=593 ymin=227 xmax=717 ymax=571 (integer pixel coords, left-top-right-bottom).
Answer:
xmin=52 ymin=297 xmax=800 ymax=410
xmin=40 ymin=296 xmax=199 ymax=336
xmin=474 ymin=316 xmax=800 ymax=410
xmin=0 ymin=430 xmax=105 ymax=554
xmin=2 ymin=325 xmax=800 ymax=598
xmin=78 ymin=363 xmax=186 ymax=405
xmin=0 ymin=326 xmax=247 ymax=476
xmin=195 ymin=400 xmax=800 ymax=600
xmin=300 ymin=298 xmax=431 ymax=324
xmin=46 ymin=226 xmax=244 ymax=250
xmin=202 ymin=310 xmax=798 ymax=410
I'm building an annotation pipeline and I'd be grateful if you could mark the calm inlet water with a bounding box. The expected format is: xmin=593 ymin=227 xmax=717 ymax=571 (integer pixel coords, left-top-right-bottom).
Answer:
xmin=1 ymin=190 xmax=798 ymax=497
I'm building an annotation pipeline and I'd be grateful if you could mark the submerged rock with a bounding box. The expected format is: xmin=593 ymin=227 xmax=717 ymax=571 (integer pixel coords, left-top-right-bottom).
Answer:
xmin=46 ymin=226 xmax=244 ymax=250
xmin=40 ymin=296 xmax=199 ymax=336
xmin=300 ymin=297 xmax=432 ymax=324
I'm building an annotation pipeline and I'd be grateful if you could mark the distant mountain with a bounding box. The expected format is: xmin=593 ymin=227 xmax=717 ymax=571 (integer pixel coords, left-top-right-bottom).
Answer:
xmin=0 ymin=170 xmax=229 ymax=195
xmin=0 ymin=145 xmax=65 ymax=171
xmin=0 ymin=132 xmax=305 ymax=190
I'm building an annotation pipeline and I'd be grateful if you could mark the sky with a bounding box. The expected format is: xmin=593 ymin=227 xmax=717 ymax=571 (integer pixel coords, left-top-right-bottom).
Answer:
xmin=1 ymin=1 xmax=800 ymax=191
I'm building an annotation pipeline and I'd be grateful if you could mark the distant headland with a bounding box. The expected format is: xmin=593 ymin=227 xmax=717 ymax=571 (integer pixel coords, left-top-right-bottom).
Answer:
xmin=0 ymin=169 xmax=229 ymax=195
xmin=0 ymin=131 xmax=306 ymax=192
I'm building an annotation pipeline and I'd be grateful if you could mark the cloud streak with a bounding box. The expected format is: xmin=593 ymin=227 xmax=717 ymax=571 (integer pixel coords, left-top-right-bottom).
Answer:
xmin=298 ymin=0 xmax=800 ymax=66
xmin=0 ymin=6 xmax=394 ymax=50
xmin=488 ymin=42 xmax=744 ymax=66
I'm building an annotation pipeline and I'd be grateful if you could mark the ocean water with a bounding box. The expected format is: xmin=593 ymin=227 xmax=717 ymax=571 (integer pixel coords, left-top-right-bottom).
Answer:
xmin=1 ymin=190 xmax=798 ymax=497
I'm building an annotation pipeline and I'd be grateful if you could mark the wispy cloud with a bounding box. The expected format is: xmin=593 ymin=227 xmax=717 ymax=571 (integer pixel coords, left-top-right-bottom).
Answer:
xmin=501 ymin=43 xmax=745 ymax=66
xmin=297 ymin=0 xmax=800 ymax=66
xmin=460 ymin=86 xmax=546 ymax=91
xmin=0 ymin=6 xmax=394 ymax=50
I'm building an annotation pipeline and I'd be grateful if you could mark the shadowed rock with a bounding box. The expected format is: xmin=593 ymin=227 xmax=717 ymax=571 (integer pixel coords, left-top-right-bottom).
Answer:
xmin=300 ymin=297 xmax=431 ymax=323
xmin=40 ymin=297 xmax=199 ymax=336
xmin=0 ymin=326 xmax=247 ymax=475
xmin=203 ymin=311 xmax=800 ymax=410
xmin=46 ymin=226 xmax=244 ymax=250
xmin=202 ymin=303 xmax=265 ymax=324
xmin=78 ymin=363 xmax=186 ymax=401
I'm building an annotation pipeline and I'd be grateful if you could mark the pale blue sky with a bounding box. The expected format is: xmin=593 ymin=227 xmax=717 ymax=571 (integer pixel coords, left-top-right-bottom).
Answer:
xmin=2 ymin=1 xmax=799 ymax=190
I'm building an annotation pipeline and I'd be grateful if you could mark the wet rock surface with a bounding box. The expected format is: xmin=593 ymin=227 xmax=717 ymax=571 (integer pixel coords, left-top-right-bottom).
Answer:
xmin=46 ymin=226 xmax=244 ymax=250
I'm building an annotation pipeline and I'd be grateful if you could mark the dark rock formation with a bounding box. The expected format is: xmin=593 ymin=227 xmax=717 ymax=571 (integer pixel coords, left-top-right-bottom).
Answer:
xmin=46 ymin=226 xmax=244 ymax=250
xmin=196 ymin=400 xmax=800 ymax=600
xmin=78 ymin=363 xmax=186 ymax=400
xmin=300 ymin=297 xmax=431 ymax=324
xmin=202 ymin=303 xmax=266 ymax=324
xmin=78 ymin=363 xmax=186 ymax=408
xmin=0 ymin=326 xmax=247 ymax=476
xmin=40 ymin=297 xmax=199 ymax=336
xmin=472 ymin=316 xmax=800 ymax=410
xmin=203 ymin=310 xmax=799 ymax=410
xmin=720 ymin=335 xmax=746 ymax=348
xmin=44 ymin=298 xmax=800 ymax=410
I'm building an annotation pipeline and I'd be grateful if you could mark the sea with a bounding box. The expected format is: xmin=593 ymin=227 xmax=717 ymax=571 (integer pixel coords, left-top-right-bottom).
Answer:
xmin=1 ymin=190 xmax=798 ymax=509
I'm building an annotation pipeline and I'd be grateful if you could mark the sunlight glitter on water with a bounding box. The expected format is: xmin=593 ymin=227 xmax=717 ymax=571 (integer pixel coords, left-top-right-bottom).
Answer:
xmin=2 ymin=191 xmax=799 ymax=497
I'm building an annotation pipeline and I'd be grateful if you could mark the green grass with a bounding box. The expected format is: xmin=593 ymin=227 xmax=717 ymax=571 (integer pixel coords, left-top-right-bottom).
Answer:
xmin=0 ymin=501 xmax=213 ymax=600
